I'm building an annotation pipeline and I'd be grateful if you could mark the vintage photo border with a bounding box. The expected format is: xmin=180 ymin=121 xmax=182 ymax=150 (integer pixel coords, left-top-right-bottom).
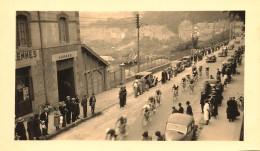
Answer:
xmin=0 ymin=0 xmax=260 ymax=150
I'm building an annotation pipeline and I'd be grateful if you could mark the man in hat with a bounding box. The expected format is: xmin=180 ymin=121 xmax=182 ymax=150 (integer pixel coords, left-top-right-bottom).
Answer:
xmin=75 ymin=95 xmax=80 ymax=119
xmin=200 ymin=92 xmax=206 ymax=113
xmin=15 ymin=117 xmax=27 ymax=140
xmin=119 ymin=87 xmax=124 ymax=108
xmin=65 ymin=96 xmax=72 ymax=124
xmin=40 ymin=107 xmax=49 ymax=135
xmin=71 ymin=98 xmax=77 ymax=123
xmin=81 ymin=95 xmax=88 ymax=118
xmin=155 ymin=131 xmax=165 ymax=141
xmin=89 ymin=93 xmax=96 ymax=115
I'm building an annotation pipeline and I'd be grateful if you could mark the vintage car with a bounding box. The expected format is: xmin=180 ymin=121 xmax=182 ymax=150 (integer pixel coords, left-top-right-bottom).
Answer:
xmin=201 ymin=79 xmax=218 ymax=95
xmin=171 ymin=61 xmax=185 ymax=73
xmin=165 ymin=113 xmax=197 ymax=141
xmin=206 ymin=54 xmax=217 ymax=63
xmin=182 ymin=56 xmax=192 ymax=67
xmin=135 ymin=71 xmax=158 ymax=88
xmin=218 ymin=48 xmax=227 ymax=57
xmin=234 ymin=40 xmax=240 ymax=44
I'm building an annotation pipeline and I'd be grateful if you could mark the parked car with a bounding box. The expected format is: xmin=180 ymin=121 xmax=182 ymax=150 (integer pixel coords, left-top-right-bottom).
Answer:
xmin=206 ymin=54 xmax=217 ymax=63
xmin=182 ymin=56 xmax=192 ymax=67
xmin=135 ymin=71 xmax=158 ymax=87
xmin=171 ymin=61 xmax=185 ymax=73
xmin=201 ymin=79 xmax=218 ymax=95
xmin=165 ymin=113 xmax=197 ymax=141
xmin=218 ymin=48 xmax=227 ymax=57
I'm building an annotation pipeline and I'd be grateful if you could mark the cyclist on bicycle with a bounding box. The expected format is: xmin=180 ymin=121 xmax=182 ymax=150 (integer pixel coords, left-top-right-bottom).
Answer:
xmin=189 ymin=78 xmax=195 ymax=94
xmin=193 ymin=69 xmax=198 ymax=81
xmin=148 ymin=96 xmax=156 ymax=112
xmin=115 ymin=116 xmax=127 ymax=136
xmin=155 ymin=90 xmax=162 ymax=105
xmin=105 ymin=127 xmax=117 ymax=140
xmin=205 ymin=66 xmax=209 ymax=78
xmin=172 ymin=84 xmax=179 ymax=97
xmin=142 ymin=104 xmax=151 ymax=120
xmin=199 ymin=65 xmax=202 ymax=77
xmin=181 ymin=77 xmax=187 ymax=91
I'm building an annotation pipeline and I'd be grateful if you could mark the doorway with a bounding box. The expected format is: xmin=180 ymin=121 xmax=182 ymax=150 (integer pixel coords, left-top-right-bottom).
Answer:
xmin=57 ymin=58 xmax=76 ymax=101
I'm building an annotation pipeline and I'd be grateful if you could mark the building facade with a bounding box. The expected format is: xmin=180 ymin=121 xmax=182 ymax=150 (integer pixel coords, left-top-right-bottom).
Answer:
xmin=16 ymin=11 xmax=108 ymax=118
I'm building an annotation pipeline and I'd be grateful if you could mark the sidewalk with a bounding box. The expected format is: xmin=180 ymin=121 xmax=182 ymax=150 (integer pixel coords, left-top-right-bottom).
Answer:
xmin=197 ymin=42 xmax=244 ymax=141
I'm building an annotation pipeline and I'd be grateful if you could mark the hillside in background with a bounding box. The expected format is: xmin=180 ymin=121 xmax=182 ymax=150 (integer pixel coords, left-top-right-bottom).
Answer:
xmin=80 ymin=11 xmax=230 ymax=63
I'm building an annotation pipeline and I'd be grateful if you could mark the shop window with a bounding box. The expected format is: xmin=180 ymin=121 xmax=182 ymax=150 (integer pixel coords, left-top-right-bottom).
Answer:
xmin=15 ymin=67 xmax=34 ymax=103
xmin=16 ymin=13 xmax=31 ymax=47
xmin=58 ymin=16 xmax=69 ymax=43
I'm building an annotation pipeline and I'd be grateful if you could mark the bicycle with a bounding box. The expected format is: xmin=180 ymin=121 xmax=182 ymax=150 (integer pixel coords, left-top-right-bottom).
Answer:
xmin=141 ymin=106 xmax=153 ymax=127
xmin=181 ymin=81 xmax=186 ymax=92
xmin=155 ymin=95 xmax=161 ymax=107
xmin=189 ymin=83 xmax=194 ymax=94
xmin=173 ymin=89 xmax=178 ymax=101
xmin=115 ymin=123 xmax=128 ymax=140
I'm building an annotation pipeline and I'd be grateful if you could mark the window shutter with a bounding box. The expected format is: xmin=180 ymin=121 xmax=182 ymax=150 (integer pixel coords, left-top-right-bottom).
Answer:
xmin=29 ymin=77 xmax=34 ymax=101
xmin=16 ymin=19 xmax=20 ymax=47
xmin=26 ymin=20 xmax=31 ymax=47
xmin=66 ymin=21 xmax=69 ymax=43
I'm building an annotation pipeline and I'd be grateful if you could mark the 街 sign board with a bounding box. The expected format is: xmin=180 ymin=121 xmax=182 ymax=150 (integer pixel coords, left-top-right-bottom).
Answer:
xmin=52 ymin=51 xmax=77 ymax=62
xmin=16 ymin=50 xmax=40 ymax=62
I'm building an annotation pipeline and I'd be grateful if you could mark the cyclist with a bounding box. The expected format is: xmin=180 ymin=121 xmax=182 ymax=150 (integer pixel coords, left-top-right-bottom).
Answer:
xmin=115 ymin=116 xmax=127 ymax=137
xmin=193 ymin=69 xmax=198 ymax=82
xmin=181 ymin=77 xmax=187 ymax=91
xmin=186 ymin=74 xmax=191 ymax=82
xmin=198 ymin=65 xmax=202 ymax=77
xmin=148 ymin=96 xmax=156 ymax=112
xmin=205 ymin=66 xmax=209 ymax=79
xmin=172 ymin=84 xmax=179 ymax=100
xmin=141 ymin=104 xmax=152 ymax=122
xmin=155 ymin=90 xmax=162 ymax=105
xmin=188 ymin=77 xmax=195 ymax=94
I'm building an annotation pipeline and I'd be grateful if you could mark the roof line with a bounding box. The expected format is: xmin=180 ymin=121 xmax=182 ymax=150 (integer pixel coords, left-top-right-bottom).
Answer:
xmin=81 ymin=44 xmax=109 ymax=66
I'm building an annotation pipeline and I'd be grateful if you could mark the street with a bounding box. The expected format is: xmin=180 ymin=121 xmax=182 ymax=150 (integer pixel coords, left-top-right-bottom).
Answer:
xmin=52 ymin=38 xmax=244 ymax=140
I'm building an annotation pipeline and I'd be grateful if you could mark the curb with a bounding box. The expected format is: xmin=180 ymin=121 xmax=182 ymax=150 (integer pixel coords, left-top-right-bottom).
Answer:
xmin=46 ymin=112 xmax=103 ymax=140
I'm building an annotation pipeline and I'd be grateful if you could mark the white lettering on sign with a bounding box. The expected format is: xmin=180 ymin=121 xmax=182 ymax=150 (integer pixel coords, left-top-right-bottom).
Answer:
xmin=16 ymin=50 xmax=39 ymax=61
xmin=52 ymin=51 xmax=77 ymax=61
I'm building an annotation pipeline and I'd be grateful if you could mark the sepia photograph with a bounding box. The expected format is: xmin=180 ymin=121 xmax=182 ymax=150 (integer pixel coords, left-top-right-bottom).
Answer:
xmin=14 ymin=10 xmax=245 ymax=141
xmin=1 ymin=0 xmax=260 ymax=151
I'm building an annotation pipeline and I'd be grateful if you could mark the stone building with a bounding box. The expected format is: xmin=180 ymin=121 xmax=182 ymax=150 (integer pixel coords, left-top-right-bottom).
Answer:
xmin=15 ymin=11 xmax=108 ymax=118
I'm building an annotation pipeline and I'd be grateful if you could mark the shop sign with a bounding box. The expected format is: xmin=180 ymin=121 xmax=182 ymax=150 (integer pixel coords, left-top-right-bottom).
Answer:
xmin=16 ymin=50 xmax=39 ymax=61
xmin=52 ymin=51 xmax=77 ymax=61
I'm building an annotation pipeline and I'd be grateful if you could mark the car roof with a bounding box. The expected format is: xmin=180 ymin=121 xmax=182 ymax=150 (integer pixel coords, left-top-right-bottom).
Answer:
xmin=208 ymin=54 xmax=215 ymax=57
xmin=171 ymin=61 xmax=182 ymax=64
xmin=135 ymin=71 xmax=152 ymax=76
xmin=183 ymin=56 xmax=191 ymax=59
xmin=203 ymin=79 xmax=218 ymax=84
xmin=167 ymin=113 xmax=194 ymax=127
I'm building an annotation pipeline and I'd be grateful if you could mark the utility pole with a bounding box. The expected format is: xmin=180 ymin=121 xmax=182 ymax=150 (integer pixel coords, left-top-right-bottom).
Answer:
xmin=191 ymin=18 xmax=194 ymax=60
xmin=136 ymin=14 xmax=140 ymax=72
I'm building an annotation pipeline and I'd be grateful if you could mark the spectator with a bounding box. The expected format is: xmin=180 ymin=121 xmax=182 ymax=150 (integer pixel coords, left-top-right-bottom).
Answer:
xmin=75 ymin=95 xmax=80 ymax=119
xmin=141 ymin=77 xmax=146 ymax=93
xmin=203 ymin=99 xmax=210 ymax=125
xmin=123 ymin=86 xmax=127 ymax=106
xmin=89 ymin=93 xmax=96 ymax=116
xmin=40 ymin=107 xmax=49 ymax=135
xmin=155 ymin=131 xmax=165 ymax=141
xmin=105 ymin=128 xmax=117 ymax=140
xmin=186 ymin=101 xmax=193 ymax=116
xmin=178 ymin=103 xmax=184 ymax=114
xmin=119 ymin=87 xmax=124 ymax=108
xmin=71 ymin=98 xmax=77 ymax=124
xmin=53 ymin=107 xmax=61 ymax=131
xmin=81 ymin=95 xmax=88 ymax=118
xmin=59 ymin=101 xmax=67 ymax=127
xmin=65 ymin=96 xmax=71 ymax=124
xmin=142 ymin=131 xmax=152 ymax=141
xmin=15 ymin=117 xmax=27 ymax=140
xmin=172 ymin=106 xmax=178 ymax=114
xmin=33 ymin=114 xmax=42 ymax=140
xmin=27 ymin=115 xmax=34 ymax=140
xmin=133 ymin=80 xmax=139 ymax=98
xmin=200 ymin=92 xmax=206 ymax=113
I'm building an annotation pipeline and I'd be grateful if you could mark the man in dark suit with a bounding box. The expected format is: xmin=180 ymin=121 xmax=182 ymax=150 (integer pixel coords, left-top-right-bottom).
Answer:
xmin=81 ymin=95 xmax=88 ymax=118
xmin=65 ymin=96 xmax=71 ymax=124
xmin=40 ymin=107 xmax=49 ymax=135
xmin=89 ymin=93 xmax=96 ymax=115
